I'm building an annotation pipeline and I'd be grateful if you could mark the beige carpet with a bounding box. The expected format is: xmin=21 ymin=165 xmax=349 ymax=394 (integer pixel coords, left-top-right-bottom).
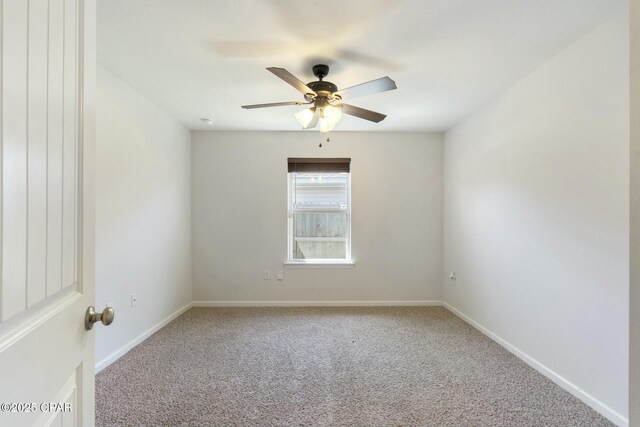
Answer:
xmin=96 ymin=307 xmax=613 ymax=426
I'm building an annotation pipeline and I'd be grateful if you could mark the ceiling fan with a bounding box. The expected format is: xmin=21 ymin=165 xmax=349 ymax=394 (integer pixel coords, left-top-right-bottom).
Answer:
xmin=241 ymin=64 xmax=397 ymax=132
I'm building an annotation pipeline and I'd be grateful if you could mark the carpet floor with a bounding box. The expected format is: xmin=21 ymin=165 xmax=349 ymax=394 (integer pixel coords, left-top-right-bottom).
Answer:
xmin=96 ymin=307 xmax=614 ymax=427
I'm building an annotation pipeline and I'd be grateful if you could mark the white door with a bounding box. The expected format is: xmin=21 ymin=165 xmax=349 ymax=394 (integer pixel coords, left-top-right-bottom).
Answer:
xmin=0 ymin=1 xmax=97 ymax=426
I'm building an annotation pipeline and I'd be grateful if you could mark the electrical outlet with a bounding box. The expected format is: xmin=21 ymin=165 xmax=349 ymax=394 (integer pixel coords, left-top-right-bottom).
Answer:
xmin=131 ymin=293 xmax=137 ymax=307
xmin=264 ymin=270 xmax=271 ymax=280
xmin=276 ymin=271 xmax=284 ymax=281
xmin=449 ymin=272 xmax=456 ymax=281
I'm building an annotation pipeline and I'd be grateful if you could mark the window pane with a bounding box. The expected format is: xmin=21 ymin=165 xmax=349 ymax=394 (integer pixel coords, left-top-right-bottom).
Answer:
xmin=292 ymin=212 xmax=347 ymax=259
xmin=291 ymin=173 xmax=348 ymax=209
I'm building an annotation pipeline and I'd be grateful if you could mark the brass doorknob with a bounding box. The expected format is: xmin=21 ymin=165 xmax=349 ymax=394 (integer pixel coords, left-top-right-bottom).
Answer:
xmin=85 ymin=306 xmax=115 ymax=330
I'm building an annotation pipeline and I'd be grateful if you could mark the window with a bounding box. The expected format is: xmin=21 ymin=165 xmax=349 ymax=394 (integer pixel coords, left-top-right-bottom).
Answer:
xmin=287 ymin=158 xmax=352 ymax=264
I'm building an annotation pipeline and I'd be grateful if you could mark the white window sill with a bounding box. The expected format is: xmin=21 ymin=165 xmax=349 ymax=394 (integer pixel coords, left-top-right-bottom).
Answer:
xmin=283 ymin=261 xmax=355 ymax=269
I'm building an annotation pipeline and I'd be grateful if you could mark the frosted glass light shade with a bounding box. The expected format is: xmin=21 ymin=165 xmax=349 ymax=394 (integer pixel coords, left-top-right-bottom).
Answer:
xmin=318 ymin=104 xmax=342 ymax=132
xmin=295 ymin=108 xmax=316 ymax=128
xmin=318 ymin=116 xmax=336 ymax=133
xmin=295 ymin=104 xmax=342 ymax=131
xmin=323 ymin=104 xmax=342 ymax=123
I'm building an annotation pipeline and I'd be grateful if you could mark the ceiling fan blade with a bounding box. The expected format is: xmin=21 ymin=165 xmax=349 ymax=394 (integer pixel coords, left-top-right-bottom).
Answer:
xmin=337 ymin=76 xmax=397 ymax=99
xmin=340 ymin=104 xmax=387 ymax=123
xmin=241 ymin=101 xmax=309 ymax=109
xmin=267 ymin=67 xmax=316 ymax=95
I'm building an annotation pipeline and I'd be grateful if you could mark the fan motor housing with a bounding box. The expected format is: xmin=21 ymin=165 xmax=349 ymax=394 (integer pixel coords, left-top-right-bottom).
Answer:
xmin=312 ymin=64 xmax=330 ymax=79
xmin=307 ymin=80 xmax=338 ymax=95
xmin=305 ymin=64 xmax=339 ymax=101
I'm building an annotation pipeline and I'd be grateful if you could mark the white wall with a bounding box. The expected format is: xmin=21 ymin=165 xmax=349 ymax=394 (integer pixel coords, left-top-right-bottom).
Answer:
xmin=192 ymin=131 xmax=442 ymax=304
xmin=443 ymin=10 xmax=629 ymax=426
xmin=95 ymin=66 xmax=192 ymax=367
xmin=630 ymin=0 xmax=640 ymax=424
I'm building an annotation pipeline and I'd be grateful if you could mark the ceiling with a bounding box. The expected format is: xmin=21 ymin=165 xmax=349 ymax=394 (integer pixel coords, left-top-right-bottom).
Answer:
xmin=97 ymin=0 xmax=623 ymax=132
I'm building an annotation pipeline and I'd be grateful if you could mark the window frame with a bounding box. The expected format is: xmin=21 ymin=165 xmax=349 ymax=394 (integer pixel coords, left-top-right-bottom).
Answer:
xmin=286 ymin=171 xmax=353 ymax=266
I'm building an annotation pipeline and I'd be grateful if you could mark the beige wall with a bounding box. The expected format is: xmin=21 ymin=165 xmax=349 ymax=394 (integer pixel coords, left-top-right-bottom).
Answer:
xmin=95 ymin=66 xmax=192 ymax=367
xmin=443 ymin=10 xmax=629 ymax=425
xmin=630 ymin=0 xmax=640 ymax=424
xmin=191 ymin=131 xmax=443 ymax=304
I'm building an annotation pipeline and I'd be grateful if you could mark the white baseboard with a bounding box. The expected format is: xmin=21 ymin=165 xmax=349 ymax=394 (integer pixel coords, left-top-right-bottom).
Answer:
xmin=192 ymin=300 xmax=443 ymax=307
xmin=95 ymin=302 xmax=193 ymax=373
xmin=442 ymin=302 xmax=628 ymax=427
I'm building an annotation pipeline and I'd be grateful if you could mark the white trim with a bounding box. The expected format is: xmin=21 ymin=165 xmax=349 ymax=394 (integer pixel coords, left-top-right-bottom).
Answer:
xmin=192 ymin=300 xmax=442 ymax=307
xmin=291 ymin=207 xmax=347 ymax=213
xmin=0 ymin=290 xmax=81 ymax=354
xmin=294 ymin=237 xmax=346 ymax=242
xmin=284 ymin=261 xmax=355 ymax=268
xmin=442 ymin=302 xmax=628 ymax=427
xmin=95 ymin=302 xmax=193 ymax=372
xmin=287 ymin=172 xmax=352 ymax=263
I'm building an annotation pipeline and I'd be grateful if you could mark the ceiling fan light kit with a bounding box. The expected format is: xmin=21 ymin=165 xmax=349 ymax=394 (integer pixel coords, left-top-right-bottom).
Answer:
xmin=294 ymin=107 xmax=315 ymax=127
xmin=242 ymin=64 xmax=396 ymax=132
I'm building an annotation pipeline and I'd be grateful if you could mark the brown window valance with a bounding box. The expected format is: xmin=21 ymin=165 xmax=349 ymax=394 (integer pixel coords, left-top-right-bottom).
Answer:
xmin=287 ymin=158 xmax=351 ymax=173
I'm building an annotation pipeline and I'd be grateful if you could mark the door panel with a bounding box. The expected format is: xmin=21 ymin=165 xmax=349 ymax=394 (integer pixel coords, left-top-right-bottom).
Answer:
xmin=3 ymin=0 xmax=82 ymax=317
xmin=46 ymin=0 xmax=65 ymax=299
xmin=36 ymin=369 xmax=79 ymax=427
xmin=1 ymin=292 xmax=85 ymax=426
xmin=2 ymin=0 xmax=29 ymax=321
xmin=0 ymin=0 xmax=96 ymax=426
xmin=27 ymin=0 xmax=49 ymax=308
xmin=62 ymin=0 xmax=78 ymax=291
